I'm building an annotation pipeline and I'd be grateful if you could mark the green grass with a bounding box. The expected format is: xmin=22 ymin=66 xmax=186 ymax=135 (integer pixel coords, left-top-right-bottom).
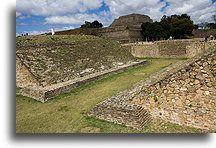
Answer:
xmin=17 ymin=35 xmax=106 ymax=43
xmin=16 ymin=58 xmax=209 ymax=133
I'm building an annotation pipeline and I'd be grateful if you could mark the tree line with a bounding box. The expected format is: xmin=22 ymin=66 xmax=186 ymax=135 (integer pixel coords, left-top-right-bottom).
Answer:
xmin=141 ymin=14 xmax=195 ymax=40
xmin=80 ymin=14 xmax=215 ymax=40
xmin=81 ymin=20 xmax=103 ymax=28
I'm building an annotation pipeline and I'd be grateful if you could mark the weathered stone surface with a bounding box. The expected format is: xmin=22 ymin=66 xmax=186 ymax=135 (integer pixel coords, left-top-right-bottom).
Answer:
xmin=16 ymin=56 xmax=40 ymax=88
xmin=19 ymin=60 xmax=149 ymax=102
xmin=110 ymin=14 xmax=153 ymax=27
xmin=129 ymin=39 xmax=215 ymax=58
xmin=89 ymin=49 xmax=215 ymax=131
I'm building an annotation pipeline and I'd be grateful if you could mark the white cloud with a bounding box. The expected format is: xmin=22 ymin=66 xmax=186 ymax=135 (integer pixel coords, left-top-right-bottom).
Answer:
xmin=55 ymin=26 xmax=75 ymax=31
xmin=104 ymin=0 xmax=166 ymax=21
xmin=16 ymin=12 xmax=22 ymax=17
xmin=16 ymin=0 xmax=103 ymax=16
xmin=45 ymin=13 xmax=112 ymax=25
xmin=103 ymin=0 xmax=216 ymax=24
xmin=45 ymin=14 xmax=99 ymax=24
xmin=164 ymin=0 xmax=216 ymax=23
xmin=19 ymin=23 xmax=28 ymax=26
xmin=16 ymin=0 xmax=216 ymax=26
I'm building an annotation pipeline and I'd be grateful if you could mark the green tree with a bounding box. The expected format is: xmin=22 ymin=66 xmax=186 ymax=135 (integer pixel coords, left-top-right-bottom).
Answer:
xmin=141 ymin=22 xmax=164 ymax=40
xmin=81 ymin=20 xmax=103 ymax=28
xmin=171 ymin=18 xmax=194 ymax=38
xmin=142 ymin=13 xmax=194 ymax=39
xmin=91 ymin=20 xmax=103 ymax=28
xmin=81 ymin=21 xmax=91 ymax=28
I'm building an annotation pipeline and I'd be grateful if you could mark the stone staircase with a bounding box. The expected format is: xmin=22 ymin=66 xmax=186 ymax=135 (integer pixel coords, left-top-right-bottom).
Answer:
xmin=88 ymin=98 xmax=152 ymax=130
xmin=135 ymin=106 xmax=152 ymax=129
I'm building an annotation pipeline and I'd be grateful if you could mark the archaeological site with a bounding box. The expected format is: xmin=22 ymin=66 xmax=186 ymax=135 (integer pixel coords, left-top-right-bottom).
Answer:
xmin=16 ymin=13 xmax=215 ymax=133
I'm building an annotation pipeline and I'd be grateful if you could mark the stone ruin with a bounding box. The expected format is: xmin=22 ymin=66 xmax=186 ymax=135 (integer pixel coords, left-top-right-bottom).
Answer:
xmin=53 ymin=13 xmax=215 ymax=43
xmin=89 ymin=48 xmax=215 ymax=131
xmin=54 ymin=13 xmax=153 ymax=43
xmin=110 ymin=13 xmax=153 ymax=27
xmin=97 ymin=14 xmax=152 ymax=43
xmin=16 ymin=35 xmax=148 ymax=102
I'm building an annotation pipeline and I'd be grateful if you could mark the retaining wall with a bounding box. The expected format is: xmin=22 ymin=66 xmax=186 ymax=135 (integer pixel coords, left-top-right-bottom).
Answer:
xmin=89 ymin=48 xmax=215 ymax=130
xmin=192 ymin=29 xmax=216 ymax=38
xmin=129 ymin=40 xmax=215 ymax=58
xmin=19 ymin=61 xmax=149 ymax=102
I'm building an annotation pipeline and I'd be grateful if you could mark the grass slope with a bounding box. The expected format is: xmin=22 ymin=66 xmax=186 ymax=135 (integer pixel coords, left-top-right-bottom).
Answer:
xmin=16 ymin=58 xmax=209 ymax=133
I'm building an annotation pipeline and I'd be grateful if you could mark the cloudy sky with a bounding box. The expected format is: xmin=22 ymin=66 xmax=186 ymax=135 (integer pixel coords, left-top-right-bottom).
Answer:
xmin=16 ymin=0 xmax=216 ymax=36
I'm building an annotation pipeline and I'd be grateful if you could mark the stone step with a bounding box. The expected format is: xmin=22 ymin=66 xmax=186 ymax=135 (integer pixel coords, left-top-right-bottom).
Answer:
xmin=140 ymin=116 xmax=152 ymax=128
xmin=135 ymin=109 xmax=148 ymax=117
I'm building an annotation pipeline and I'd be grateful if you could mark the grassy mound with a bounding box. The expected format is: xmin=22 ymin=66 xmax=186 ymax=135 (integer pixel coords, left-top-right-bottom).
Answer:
xmin=16 ymin=35 xmax=134 ymax=86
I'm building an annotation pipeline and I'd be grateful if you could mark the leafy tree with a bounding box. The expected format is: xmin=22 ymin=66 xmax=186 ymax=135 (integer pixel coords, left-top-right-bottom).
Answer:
xmin=81 ymin=20 xmax=103 ymax=28
xmin=141 ymin=22 xmax=165 ymax=40
xmin=81 ymin=21 xmax=91 ymax=28
xmin=171 ymin=18 xmax=194 ymax=38
xmin=91 ymin=20 xmax=103 ymax=28
xmin=194 ymin=25 xmax=199 ymax=29
xmin=142 ymin=13 xmax=194 ymax=39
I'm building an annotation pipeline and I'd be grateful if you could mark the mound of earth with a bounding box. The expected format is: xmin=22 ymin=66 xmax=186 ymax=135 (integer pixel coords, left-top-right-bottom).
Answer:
xmin=16 ymin=35 xmax=134 ymax=87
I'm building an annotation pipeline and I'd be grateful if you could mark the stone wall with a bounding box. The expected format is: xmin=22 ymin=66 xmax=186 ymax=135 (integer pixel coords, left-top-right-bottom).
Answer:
xmin=129 ymin=39 xmax=215 ymax=58
xmin=99 ymin=26 xmax=143 ymax=43
xmin=19 ymin=61 xmax=149 ymax=102
xmin=99 ymin=27 xmax=130 ymax=42
xmin=16 ymin=56 xmax=40 ymax=88
xmin=192 ymin=29 xmax=216 ymax=38
xmin=89 ymin=49 xmax=215 ymax=130
xmin=132 ymin=50 xmax=215 ymax=130
xmin=130 ymin=43 xmax=159 ymax=58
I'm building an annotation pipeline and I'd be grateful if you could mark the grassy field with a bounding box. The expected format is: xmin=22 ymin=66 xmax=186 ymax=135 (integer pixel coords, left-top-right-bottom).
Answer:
xmin=16 ymin=58 xmax=209 ymax=133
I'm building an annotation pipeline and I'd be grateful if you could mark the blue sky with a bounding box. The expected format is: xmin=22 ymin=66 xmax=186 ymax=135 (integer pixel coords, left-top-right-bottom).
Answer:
xmin=16 ymin=0 xmax=216 ymax=36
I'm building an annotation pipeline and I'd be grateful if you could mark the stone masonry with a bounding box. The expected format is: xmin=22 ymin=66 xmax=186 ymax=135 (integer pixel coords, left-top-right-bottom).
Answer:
xmin=89 ymin=48 xmax=215 ymax=131
xmin=129 ymin=39 xmax=215 ymax=58
xmin=110 ymin=13 xmax=153 ymax=27
xmin=19 ymin=60 xmax=149 ymax=102
xmin=54 ymin=14 xmax=153 ymax=43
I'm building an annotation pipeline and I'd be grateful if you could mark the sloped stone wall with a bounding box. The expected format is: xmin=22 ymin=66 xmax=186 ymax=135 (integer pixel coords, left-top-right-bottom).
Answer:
xmin=16 ymin=56 xmax=40 ymax=88
xmin=99 ymin=26 xmax=143 ymax=43
xmin=19 ymin=61 xmax=149 ymax=102
xmin=132 ymin=50 xmax=215 ymax=130
xmin=89 ymin=49 xmax=215 ymax=130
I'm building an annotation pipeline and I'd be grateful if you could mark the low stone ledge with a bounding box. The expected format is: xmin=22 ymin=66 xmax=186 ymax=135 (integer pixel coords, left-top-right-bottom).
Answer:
xmin=19 ymin=60 xmax=149 ymax=102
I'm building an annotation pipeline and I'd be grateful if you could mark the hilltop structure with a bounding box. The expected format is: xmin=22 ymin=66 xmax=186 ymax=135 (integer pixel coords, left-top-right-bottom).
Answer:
xmin=110 ymin=14 xmax=153 ymax=27
xmin=54 ymin=13 xmax=153 ymax=43
xmin=99 ymin=14 xmax=152 ymax=43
